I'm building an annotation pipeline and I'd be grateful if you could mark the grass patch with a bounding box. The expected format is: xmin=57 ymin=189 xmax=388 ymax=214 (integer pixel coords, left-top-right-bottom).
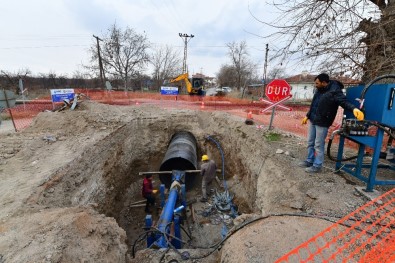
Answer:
xmin=264 ymin=132 xmax=281 ymax=142
xmin=0 ymin=112 xmax=11 ymax=121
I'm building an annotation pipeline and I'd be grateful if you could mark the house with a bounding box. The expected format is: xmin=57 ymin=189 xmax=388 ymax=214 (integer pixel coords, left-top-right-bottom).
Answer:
xmin=192 ymin=73 xmax=216 ymax=88
xmin=285 ymin=72 xmax=360 ymax=101
xmin=285 ymin=72 xmax=316 ymax=101
xmin=246 ymin=84 xmax=264 ymax=97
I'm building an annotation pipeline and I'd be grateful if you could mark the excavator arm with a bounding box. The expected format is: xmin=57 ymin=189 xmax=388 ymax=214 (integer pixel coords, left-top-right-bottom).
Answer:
xmin=169 ymin=73 xmax=193 ymax=94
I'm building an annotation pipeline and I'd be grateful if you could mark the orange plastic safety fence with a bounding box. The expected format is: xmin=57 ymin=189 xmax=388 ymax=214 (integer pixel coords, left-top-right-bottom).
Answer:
xmin=275 ymin=188 xmax=395 ymax=263
xmin=5 ymin=89 xmax=352 ymax=143
xmin=7 ymin=102 xmax=53 ymax=131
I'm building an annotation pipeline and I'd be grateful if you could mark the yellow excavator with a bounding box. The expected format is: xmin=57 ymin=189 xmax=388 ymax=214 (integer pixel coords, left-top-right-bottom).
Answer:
xmin=169 ymin=73 xmax=205 ymax=95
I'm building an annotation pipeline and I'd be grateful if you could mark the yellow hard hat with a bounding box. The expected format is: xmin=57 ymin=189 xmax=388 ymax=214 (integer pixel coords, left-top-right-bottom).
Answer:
xmin=202 ymin=155 xmax=209 ymax=161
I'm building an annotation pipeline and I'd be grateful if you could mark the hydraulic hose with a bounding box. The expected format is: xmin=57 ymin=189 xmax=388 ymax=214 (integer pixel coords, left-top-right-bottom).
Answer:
xmin=359 ymin=74 xmax=395 ymax=108
xmin=205 ymin=135 xmax=239 ymax=218
xmin=205 ymin=135 xmax=227 ymax=190
xmin=327 ymin=129 xmax=360 ymax=162
xmin=366 ymin=121 xmax=395 ymax=140
xmin=159 ymin=212 xmax=342 ymax=261
xmin=358 ymin=74 xmax=395 ymax=140
xmin=360 ymin=74 xmax=395 ymax=99
xmin=327 ymin=122 xmax=394 ymax=162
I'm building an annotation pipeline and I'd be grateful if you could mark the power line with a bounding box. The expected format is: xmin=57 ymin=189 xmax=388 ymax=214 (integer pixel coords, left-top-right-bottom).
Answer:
xmin=163 ymin=0 xmax=186 ymax=32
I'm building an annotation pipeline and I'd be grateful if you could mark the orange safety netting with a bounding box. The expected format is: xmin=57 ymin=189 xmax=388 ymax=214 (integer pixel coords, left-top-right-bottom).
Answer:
xmin=275 ymin=188 xmax=395 ymax=263
xmin=5 ymin=89 xmax=356 ymax=151
xmin=6 ymin=102 xmax=53 ymax=131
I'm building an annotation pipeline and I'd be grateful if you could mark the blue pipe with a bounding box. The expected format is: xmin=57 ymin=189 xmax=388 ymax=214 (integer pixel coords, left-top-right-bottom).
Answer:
xmin=154 ymin=188 xmax=178 ymax=248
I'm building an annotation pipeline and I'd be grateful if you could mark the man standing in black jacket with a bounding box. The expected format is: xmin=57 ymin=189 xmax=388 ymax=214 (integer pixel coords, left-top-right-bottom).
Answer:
xmin=298 ymin=73 xmax=365 ymax=173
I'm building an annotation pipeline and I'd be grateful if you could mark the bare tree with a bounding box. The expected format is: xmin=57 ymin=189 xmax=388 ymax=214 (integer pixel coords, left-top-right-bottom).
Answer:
xmin=216 ymin=65 xmax=237 ymax=88
xmin=0 ymin=69 xmax=31 ymax=94
xmin=89 ymin=23 xmax=150 ymax=90
xmin=226 ymin=41 xmax=256 ymax=90
xmin=70 ymin=70 xmax=88 ymax=88
xmin=254 ymin=1 xmax=395 ymax=82
xmin=150 ymin=45 xmax=182 ymax=90
xmin=267 ymin=67 xmax=288 ymax=80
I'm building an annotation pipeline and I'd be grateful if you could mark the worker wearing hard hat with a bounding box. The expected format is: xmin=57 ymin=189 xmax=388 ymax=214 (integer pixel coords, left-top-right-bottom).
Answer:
xmin=200 ymin=154 xmax=217 ymax=202
xmin=142 ymin=174 xmax=158 ymax=213
xmin=299 ymin=73 xmax=365 ymax=173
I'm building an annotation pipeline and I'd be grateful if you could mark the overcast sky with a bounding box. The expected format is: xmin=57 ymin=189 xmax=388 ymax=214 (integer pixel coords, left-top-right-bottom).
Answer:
xmin=0 ymin=0 xmax=290 ymax=78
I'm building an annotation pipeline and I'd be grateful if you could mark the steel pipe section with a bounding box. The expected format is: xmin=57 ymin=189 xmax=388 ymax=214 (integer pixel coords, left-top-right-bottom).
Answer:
xmin=159 ymin=131 xmax=197 ymax=189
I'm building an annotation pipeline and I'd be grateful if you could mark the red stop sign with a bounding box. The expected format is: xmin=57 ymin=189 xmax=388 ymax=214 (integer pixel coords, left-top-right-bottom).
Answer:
xmin=265 ymin=79 xmax=291 ymax=102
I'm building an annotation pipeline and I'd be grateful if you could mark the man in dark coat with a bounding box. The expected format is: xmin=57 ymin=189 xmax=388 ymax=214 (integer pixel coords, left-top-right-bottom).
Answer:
xmin=299 ymin=73 xmax=364 ymax=173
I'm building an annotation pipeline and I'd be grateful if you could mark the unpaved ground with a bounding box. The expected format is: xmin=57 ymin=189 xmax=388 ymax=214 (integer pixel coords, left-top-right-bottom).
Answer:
xmin=0 ymin=101 xmax=376 ymax=262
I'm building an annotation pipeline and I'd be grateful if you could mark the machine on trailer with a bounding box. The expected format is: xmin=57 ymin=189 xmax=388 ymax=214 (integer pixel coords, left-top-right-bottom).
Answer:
xmin=327 ymin=75 xmax=395 ymax=191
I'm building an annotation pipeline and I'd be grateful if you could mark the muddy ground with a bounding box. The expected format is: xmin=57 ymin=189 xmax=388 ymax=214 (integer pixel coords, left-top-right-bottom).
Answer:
xmin=0 ymin=100 xmax=383 ymax=262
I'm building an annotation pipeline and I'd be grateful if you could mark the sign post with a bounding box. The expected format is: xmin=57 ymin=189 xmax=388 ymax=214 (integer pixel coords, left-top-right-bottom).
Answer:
xmin=264 ymin=79 xmax=292 ymax=129
xmin=160 ymin=86 xmax=179 ymax=95
xmin=50 ymin=89 xmax=75 ymax=110
xmin=19 ymin=79 xmax=26 ymax=110
xmin=160 ymin=86 xmax=179 ymax=105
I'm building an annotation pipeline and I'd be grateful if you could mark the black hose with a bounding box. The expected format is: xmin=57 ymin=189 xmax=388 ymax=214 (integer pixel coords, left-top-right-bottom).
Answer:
xmin=326 ymin=130 xmax=360 ymax=162
xmin=180 ymin=225 xmax=192 ymax=240
xmin=131 ymin=229 xmax=159 ymax=258
xmin=326 ymin=120 xmax=394 ymax=162
xmin=172 ymin=213 xmax=341 ymax=260
xmin=154 ymin=226 xmax=190 ymax=260
xmin=143 ymin=213 xmax=361 ymax=262
xmin=360 ymin=74 xmax=395 ymax=101
xmin=367 ymin=121 xmax=395 ymax=140
xmin=327 ymin=138 xmax=360 ymax=162
xmin=158 ymin=248 xmax=171 ymax=263
xmin=205 ymin=135 xmax=227 ymax=190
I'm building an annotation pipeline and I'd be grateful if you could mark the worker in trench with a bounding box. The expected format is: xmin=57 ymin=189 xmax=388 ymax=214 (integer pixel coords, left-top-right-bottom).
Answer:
xmin=299 ymin=73 xmax=364 ymax=173
xmin=142 ymin=174 xmax=158 ymax=213
xmin=200 ymin=154 xmax=217 ymax=202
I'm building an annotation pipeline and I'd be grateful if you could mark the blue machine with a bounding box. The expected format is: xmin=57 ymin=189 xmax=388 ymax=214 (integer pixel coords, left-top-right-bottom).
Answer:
xmin=331 ymin=76 xmax=395 ymax=192
xmin=145 ymin=170 xmax=187 ymax=249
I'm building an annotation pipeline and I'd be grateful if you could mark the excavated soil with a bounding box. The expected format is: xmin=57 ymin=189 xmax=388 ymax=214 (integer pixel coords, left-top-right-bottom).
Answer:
xmin=0 ymin=101 xmax=373 ymax=262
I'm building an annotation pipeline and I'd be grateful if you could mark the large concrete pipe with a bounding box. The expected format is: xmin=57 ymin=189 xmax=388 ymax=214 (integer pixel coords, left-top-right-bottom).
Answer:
xmin=159 ymin=131 xmax=197 ymax=189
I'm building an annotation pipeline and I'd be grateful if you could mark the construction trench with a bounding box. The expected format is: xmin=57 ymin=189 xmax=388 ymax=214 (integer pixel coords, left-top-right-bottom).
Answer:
xmin=44 ymin=126 xmax=247 ymax=253
xmin=28 ymin=106 xmax=265 ymax=262
xmin=37 ymin=121 xmax=257 ymax=262
xmin=2 ymin=100 xmax=391 ymax=262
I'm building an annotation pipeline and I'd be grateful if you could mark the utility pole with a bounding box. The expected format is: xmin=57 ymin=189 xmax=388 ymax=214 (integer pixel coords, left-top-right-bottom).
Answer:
xmin=93 ymin=35 xmax=106 ymax=88
xmin=262 ymin=43 xmax=269 ymax=97
xmin=263 ymin=44 xmax=269 ymax=84
xmin=179 ymin=33 xmax=194 ymax=74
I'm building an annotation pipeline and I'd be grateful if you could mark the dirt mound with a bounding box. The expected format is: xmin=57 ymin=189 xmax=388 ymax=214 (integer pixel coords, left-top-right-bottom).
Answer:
xmin=0 ymin=207 xmax=127 ymax=262
xmin=0 ymin=101 xmax=370 ymax=262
